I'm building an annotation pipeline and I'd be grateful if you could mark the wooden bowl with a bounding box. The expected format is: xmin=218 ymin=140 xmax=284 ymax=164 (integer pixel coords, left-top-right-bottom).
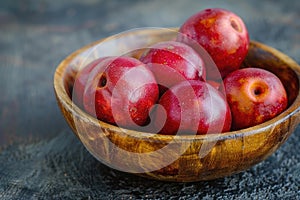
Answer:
xmin=54 ymin=28 xmax=300 ymax=182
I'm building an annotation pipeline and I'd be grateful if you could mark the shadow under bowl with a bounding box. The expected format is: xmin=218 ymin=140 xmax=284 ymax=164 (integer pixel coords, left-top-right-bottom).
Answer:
xmin=54 ymin=28 xmax=300 ymax=182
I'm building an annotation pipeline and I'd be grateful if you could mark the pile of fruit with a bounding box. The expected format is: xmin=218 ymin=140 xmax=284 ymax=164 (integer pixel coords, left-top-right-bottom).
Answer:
xmin=73 ymin=8 xmax=288 ymax=135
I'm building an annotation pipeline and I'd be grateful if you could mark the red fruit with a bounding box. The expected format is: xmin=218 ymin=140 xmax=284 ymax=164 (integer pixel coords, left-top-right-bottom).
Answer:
xmin=155 ymin=80 xmax=231 ymax=135
xmin=140 ymin=41 xmax=206 ymax=94
xmin=178 ymin=8 xmax=249 ymax=79
xmin=224 ymin=68 xmax=288 ymax=130
xmin=83 ymin=56 xmax=159 ymax=128
xmin=73 ymin=57 xmax=108 ymax=108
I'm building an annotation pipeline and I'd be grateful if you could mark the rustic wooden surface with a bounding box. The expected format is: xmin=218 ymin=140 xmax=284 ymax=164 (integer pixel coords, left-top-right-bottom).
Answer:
xmin=1 ymin=0 xmax=300 ymax=199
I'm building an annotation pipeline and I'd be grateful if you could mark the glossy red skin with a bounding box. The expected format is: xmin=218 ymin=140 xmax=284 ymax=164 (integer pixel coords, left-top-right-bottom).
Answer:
xmin=73 ymin=57 xmax=108 ymax=108
xmin=178 ymin=8 xmax=249 ymax=79
xmin=224 ymin=68 xmax=288 ymax=130
xmin=83 ymin=56 xmax=159 ymax=128
xmin=140 ymin=41 xmax=206 ymax=94
xmin=155 ymin=80 xmax=232 ymax=135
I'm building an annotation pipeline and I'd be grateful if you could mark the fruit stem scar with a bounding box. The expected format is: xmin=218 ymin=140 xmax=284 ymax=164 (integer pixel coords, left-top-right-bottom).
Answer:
xmin=254 ymin=87 xmax=263 ymax=96
xmin=98 ymin=73 xmax=107 ymax=88
xmin=230 ymin=18 xmax=242 ymax=33
xmin=248 ymin=81 xmax=269 ymax=101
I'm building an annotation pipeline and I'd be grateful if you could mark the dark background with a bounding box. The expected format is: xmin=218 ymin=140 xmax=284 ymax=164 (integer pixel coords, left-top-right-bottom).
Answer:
xmin=0 ymin=0 xmax=300 ymax=199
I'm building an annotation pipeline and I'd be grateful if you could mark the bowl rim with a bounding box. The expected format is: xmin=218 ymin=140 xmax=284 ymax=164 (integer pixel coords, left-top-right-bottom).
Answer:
xmin=53 ymin=28 xmax=300 ymax=143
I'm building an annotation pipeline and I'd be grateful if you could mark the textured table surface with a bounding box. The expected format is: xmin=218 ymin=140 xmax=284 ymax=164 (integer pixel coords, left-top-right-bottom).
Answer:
xmin=1 ymin=0 xmax=300 ymax=199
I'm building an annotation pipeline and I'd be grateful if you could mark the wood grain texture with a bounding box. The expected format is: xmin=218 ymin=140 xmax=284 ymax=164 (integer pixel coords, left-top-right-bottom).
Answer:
xmin=54 ymin=29 xmax=300 ymax=182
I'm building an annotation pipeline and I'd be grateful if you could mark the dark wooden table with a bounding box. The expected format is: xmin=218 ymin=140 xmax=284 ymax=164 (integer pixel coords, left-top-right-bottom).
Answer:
xmin=1 ymin=0 xmax=300 ymax=199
